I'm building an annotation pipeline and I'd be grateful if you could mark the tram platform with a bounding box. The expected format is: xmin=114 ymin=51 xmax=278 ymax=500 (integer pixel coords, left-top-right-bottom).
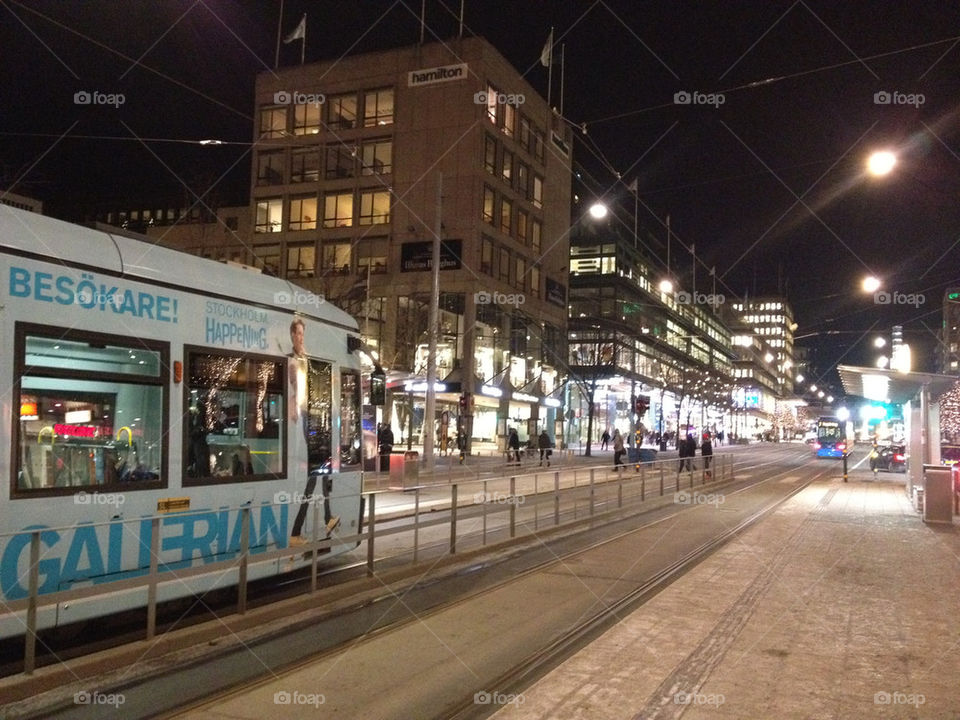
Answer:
xmin=490 ymin=468 xmax=960 ymax=719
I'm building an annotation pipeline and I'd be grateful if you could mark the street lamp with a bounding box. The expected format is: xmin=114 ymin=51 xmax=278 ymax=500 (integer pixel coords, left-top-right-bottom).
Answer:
xmin=795 ymin=374 xmax=805 ymax=383
xmin=862 ymin=276 xmax=881 ymax=293
xmin=810 ymin=384 xmax=818 ymax=392
xmin=873 ymin=337 xmax=886 ymax=348
xmin=588 ymin=202 xmax=608 ymax=220
xmin=866 ymin=150 xmax=897 ymax=177
xmin=658 ymin=278 xmax=674 ymax=294
xmin=876 ymin=356 xmax=889 ymax=369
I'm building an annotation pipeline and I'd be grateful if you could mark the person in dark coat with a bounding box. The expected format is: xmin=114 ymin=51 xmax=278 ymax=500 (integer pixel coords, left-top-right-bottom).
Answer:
xmin=678 ymin=434 xmax=695 ymax=474
xmin=507 ymin=427 xmax=521 ymax=465
xmin=601 ymin=428 xmax=611 ymax=450
xmin=538 ymin=429 xmax=552 ymax=466
xmin=701 ymin=432 xmax=713 ymax=476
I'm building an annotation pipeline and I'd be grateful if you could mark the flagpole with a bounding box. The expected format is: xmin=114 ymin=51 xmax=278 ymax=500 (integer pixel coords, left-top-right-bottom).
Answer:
xmin=546 ymin=26 xmax=553 ymax=109
xmin=300 ymin=25 xmax=305 ymax=65
xmin=692 ymin=243 xmax=696 ymax=296
xmin=633 ymin=186 xmax=638 ymax=251
xmin=666 ymin=214 xmax=671 ymax=279
xmin=420 ymin=0 xmax=426 ymax=44
xmin=274 ymin=0 xmax=284 ymax=68
xmin=560 ymin=43 xmax=565 ymax=116
xmin=458 ymin=0 xmax=465 ymax=38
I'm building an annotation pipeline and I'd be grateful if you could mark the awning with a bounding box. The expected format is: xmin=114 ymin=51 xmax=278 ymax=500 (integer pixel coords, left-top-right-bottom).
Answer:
xmin=837 ymin=364 xmax=958 ymax=405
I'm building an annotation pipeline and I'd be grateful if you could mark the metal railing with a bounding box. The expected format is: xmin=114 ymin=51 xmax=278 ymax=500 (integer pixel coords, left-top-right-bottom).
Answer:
xmin=2 ymin=453 xmax=735 ymax=676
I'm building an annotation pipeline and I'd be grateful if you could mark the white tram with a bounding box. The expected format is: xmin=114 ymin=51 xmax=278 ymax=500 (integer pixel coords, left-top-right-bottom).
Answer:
xmin=0 ymin=208 xmax=364 ymax=638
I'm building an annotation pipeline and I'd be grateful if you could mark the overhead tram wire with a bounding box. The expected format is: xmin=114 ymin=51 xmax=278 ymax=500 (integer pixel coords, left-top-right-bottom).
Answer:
xmin=582 ymin=33 xmax=960 ymax=129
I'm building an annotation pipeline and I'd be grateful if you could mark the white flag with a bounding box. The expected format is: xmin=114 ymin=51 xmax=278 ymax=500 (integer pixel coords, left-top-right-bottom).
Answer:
xmin=540 ymin=29 xmax=553 ymax=67
xmin=284 ymin=14 xmax=306 ymax=43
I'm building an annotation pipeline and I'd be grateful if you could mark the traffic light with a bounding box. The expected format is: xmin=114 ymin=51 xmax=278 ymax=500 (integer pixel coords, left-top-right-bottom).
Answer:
xmin=459 ymin=393 xmax=473 ymax=415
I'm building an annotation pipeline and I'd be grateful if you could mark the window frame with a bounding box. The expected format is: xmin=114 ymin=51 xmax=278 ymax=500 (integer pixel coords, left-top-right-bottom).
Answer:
xmin=182 ymin=346 xmax=287 ymax=487
xmin=12 ymin=323 xmax=170 ymax=498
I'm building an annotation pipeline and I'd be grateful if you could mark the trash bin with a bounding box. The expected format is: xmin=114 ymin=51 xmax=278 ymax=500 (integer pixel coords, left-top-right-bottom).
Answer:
xmin=922 ymin=464 xmax=953 ymax=523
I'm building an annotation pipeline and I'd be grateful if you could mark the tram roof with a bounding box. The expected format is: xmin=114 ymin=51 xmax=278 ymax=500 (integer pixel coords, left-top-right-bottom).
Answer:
xmin=0 ymin=206 xmax=358 ymax=330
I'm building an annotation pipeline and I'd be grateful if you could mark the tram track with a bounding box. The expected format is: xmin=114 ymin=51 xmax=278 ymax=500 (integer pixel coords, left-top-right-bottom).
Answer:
xmin=0 ymin=448 xmax=792 ymax=681
xmin=142 ymin=447 xmax=824 ymax=720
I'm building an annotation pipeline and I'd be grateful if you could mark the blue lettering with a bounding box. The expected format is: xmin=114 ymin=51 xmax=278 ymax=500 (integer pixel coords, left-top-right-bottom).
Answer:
xmin=156 ymin=296 xmax=171 ymax=322
xmin=116 ymin=289 xmax=137 ymax=316
xmin=34 ymin=271 xmax=54 ymax=302
xmin=0 ymin=527 xmax=61 ymax=600
xmin=9 ymin=267 xmax=30 ymax=297
xmin=161 ymin=512 xmax=218 ymax=564
xmin=55 ymin=275 xmax=75 ymax=305
xmin=107 ymin=521 xmax=123 ymax=574
xmin=258 ymin=503 xmax=287 ymax=550
xmin=61 ymin=524 xmax=106 ymax=585
xmin=138 ymin=292 xmax=155 ymax=319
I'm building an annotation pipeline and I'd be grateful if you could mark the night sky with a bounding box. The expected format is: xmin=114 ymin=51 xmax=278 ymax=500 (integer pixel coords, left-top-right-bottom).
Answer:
xmin=3 ymin=1 xmax=959 ymax=390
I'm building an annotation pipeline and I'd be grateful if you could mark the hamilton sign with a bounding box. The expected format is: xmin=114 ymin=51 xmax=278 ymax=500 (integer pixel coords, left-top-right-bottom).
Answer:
xmin=408 ymin=63 xmax=468 ymax=88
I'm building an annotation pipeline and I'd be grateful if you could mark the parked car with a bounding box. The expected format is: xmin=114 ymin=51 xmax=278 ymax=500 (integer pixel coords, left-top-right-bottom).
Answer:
xmin=870 ymin=444 xmax=906 ymax=473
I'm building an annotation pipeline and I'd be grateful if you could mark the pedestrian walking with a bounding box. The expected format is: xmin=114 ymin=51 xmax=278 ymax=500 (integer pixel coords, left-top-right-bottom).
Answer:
xmin=613 ymin=429 xmax=625 ymax=469
xmin=538 ymin=429 xmax=553 ymax=466
xmin=601 ymin=428 xmax=611 ymax=450
xmin=678 ymin=434 xmax=695 ymax=474
xmin=507 ymin=427 xmax=521 ymax=465
xmin=701 ymin=431 xmax=713 ymax=477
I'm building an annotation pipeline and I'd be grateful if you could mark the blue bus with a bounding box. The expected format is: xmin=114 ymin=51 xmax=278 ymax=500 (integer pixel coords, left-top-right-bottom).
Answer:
xmin=815 ymin=417 xmax=847 ymax=458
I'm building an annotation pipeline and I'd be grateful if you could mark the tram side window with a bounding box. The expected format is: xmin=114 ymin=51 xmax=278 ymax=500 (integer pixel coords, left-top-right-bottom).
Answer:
xmin=306 ymin=359 xmax=333 ymax=471
xmin=16 ymin=330 xmax=166 ymax=492
xmin=185 ymin=351 xmax=284 ymax=481
xmin=340 ymin=370 xmax=361 ymax=468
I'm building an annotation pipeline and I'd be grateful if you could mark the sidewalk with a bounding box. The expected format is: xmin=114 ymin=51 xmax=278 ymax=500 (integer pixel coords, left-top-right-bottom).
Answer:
xmin=493 ymin=470 xmax=960 ymax=719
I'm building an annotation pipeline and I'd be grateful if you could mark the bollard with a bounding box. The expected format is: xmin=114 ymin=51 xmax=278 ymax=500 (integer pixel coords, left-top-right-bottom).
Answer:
xmin=843 ymin=452 xmax=849 ymax=482
xmin=366 ymin=493 xmax=376 ymax=575
xmin=554 ymin=471 xmax=560 ymax=525
xmin=450 ymin=484 xmax=458 ymax=553
xmin=660 ymin=464 xmax=664 ymax=495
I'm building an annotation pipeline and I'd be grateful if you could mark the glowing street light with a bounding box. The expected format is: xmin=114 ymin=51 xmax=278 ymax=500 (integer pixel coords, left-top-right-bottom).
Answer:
xmin=873 ymin=337 xmax=887 ymax=348
xmin=588 ymin=202 xmax=608 ymax=220
xmin=866 ymin=150 xmax=897 ymax=177
xmin=795 ymin=374 xmax=805 ymax=383
xmin=810 ymin=384 xmax=818 ymax=392
xmin=876 ymin=356 xmax=889 ymax=369
xmin=658 ymin=278 xmax=674 ymax=294
xmin=836 ymin=407 xmax=850 ymax=422
xmin=862 ymin=276 xmax=881 ymax=293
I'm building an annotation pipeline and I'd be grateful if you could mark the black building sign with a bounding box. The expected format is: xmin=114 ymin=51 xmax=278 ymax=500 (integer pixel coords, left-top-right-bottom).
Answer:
xmin=545 ymin=277 xmax=566 ymax=307
xmin=400 ymin=239 xmax=463 ymax=272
